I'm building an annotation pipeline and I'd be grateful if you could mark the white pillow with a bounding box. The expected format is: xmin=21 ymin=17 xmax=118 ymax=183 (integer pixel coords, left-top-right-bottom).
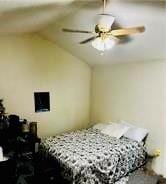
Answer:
xmin=120 ymin=121 xmax=149 ymax=142
xmin=92 ymin=122 xmax=111 ymax=131
xmin=101 ymin=123 xmax=130 ymax=139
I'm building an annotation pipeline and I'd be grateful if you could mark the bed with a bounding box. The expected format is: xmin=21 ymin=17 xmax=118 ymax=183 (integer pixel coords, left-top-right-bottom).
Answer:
xmin=39 ymin=128 xmax=146 ymax=184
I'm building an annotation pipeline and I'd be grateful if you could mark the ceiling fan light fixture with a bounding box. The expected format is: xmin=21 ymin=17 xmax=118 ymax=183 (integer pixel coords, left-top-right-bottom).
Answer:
xmin=91 ymin=36 xmax=117 ymax=51
xmin=62 ymin=0 xmax=145 ymax=52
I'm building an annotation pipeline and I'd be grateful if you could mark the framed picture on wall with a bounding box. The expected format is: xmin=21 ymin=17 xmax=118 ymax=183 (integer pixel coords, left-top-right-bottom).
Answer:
xmin=34 ymin=92 xmax=50 ymax=112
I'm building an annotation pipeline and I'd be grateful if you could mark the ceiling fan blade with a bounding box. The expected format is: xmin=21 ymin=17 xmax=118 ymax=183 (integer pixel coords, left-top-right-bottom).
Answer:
xmin=110 ymin=26 xmax=145 ymax=36
xmin=62 ymin=28 xmax=92 ymax=34
xmin=80 ymin=36 xmax=99 ymax=44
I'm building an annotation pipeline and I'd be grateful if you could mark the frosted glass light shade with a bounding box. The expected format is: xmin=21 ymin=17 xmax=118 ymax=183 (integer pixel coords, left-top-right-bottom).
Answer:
xmin=92 ymin=37 xmax=116 ymax=51
xmin=98 ymin=15 xmax=115 ymax=30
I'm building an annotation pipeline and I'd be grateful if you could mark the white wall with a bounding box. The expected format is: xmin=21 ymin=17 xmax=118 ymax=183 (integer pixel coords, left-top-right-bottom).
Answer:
xmin=91 ymin=61 xmax=166 ymax=176
xmin=0 ymin=34 xmax=91 ymax=137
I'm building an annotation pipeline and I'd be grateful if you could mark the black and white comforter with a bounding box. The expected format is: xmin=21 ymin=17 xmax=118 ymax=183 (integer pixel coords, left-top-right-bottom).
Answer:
xmin=39 ymin=128 xmax=146 ymax=184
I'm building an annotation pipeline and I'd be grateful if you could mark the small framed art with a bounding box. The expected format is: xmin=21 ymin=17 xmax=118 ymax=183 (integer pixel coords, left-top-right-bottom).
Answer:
xmin=34 ymin=92 xmax=50 ymax=112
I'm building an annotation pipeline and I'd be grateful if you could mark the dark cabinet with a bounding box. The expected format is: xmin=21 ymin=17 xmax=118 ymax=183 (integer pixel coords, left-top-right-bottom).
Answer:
xmin=0 ymin=158 xmax=16 ymax=184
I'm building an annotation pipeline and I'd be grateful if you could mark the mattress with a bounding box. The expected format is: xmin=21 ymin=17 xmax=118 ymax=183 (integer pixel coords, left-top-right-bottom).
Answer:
xmin=39 ymin=128 xmax=146 ymax=184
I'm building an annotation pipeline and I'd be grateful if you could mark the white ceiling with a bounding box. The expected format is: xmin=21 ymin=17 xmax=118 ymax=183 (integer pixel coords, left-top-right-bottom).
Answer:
xmin=0 ymin=0 xmax=77 ymax=33
xmin=0 ymin=0 xmax=165 ymax=65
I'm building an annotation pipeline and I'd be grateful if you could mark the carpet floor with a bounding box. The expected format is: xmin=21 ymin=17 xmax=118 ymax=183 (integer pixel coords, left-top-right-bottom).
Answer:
xmin=127 ymin=170 xmax=159 ymax=184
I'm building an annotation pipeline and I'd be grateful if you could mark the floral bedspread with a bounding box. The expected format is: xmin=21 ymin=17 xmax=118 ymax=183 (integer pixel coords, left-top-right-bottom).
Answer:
xmin=39 ymin=128 xmax=146 ymax=184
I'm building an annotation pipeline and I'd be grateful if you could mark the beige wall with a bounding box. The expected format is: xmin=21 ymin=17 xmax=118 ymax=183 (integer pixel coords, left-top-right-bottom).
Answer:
xmin=0 ymin=34 xmax=165 ymax=176
xmin=0 ymin=35 xmax=91 ymax=137
xmin=91 ymin=61 xmax=166 ymax=176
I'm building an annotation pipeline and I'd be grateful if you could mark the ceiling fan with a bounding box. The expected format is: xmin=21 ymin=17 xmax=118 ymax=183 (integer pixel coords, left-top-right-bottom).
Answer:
xmin=62 ymin=0 xmax=145 ymax=51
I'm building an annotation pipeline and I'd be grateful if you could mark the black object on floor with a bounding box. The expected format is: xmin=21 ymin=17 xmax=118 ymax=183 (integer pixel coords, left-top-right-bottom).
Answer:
xmin=0 ymin=158 xmax=16 ymax=184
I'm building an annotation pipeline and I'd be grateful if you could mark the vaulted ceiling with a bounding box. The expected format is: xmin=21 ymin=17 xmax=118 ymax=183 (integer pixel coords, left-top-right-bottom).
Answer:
xmin=0 ymin=0 xmax=165 ymax=65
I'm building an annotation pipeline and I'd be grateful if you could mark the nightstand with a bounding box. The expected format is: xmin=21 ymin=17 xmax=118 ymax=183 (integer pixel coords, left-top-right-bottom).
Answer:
xmin=13 ymin=133 xmax=41 ymax=160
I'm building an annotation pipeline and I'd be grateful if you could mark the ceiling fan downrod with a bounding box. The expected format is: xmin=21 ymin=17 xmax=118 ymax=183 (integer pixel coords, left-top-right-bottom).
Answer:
xmin=103 ymin=0 xmax=106 ymax=14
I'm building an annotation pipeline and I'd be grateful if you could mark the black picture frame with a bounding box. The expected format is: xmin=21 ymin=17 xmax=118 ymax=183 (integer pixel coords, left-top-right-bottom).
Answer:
xmin=34 ymin=92 xmax=50 ymax=112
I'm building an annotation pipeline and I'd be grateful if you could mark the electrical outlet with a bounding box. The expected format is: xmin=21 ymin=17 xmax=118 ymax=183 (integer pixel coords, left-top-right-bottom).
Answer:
xmin=153 ymin=149 xmax=161 ymax=157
